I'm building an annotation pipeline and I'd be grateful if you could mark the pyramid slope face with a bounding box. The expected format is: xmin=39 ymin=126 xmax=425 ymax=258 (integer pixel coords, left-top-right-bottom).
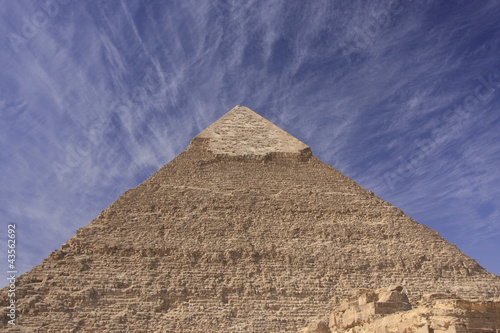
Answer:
xmin=2 ymin=106 xmax=500 ymax=332
xmin=195 ymin=105 xmax=309 ymax=156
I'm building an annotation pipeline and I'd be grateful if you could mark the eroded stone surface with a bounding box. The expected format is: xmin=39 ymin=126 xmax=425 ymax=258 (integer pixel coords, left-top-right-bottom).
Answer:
xmin=195 ymin=105 xmax=310 ymax=156
xmin=301 ymin=288 xmax=500 ymax=332
xmin=1 ymin=107 xmax=499 ymax=332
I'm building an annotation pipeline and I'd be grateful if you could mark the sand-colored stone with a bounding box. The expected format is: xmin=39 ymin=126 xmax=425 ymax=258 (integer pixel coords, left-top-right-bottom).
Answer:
xmin=301 ymin=287 xmax=500 ymax=332
xmin=196 ymin=105 xmax=310 ymax=156
xmin=1 ymin=106 xmax=500 ymax=332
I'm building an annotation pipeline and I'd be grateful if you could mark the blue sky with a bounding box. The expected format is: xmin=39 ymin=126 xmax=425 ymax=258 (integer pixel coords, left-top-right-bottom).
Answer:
xmin=1 ymin=0 xmax=499 ymax=287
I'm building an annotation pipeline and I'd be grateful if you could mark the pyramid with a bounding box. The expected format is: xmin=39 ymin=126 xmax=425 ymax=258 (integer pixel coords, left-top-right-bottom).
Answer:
xmin=2 ymin=106 xmax=500 ymax=332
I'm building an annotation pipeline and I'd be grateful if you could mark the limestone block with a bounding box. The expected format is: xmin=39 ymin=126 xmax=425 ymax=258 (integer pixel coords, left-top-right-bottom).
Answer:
xmin=2 ymin=106 xmax=500 ymax=332
xmin=374 ymin=300 xmax=412 ymax=314
xmin=322 ymin=287 xmax=500 ymax=333
xmin=301 ymin=318 xmax=331 ymax=333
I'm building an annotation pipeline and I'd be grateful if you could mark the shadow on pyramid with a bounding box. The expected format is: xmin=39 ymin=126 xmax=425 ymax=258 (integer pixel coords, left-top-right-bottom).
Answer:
xmin=2 ymin=106 xmax=500 ymax=332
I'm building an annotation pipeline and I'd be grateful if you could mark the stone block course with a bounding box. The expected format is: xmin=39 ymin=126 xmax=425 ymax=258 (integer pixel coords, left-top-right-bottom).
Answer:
xmin=2 ymin=106 xmax=499 ymax=332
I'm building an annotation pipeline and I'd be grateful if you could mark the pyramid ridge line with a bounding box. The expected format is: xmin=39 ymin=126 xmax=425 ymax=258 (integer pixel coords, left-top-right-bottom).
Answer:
xmin=3 ymin=106 xmax=500 ymax=332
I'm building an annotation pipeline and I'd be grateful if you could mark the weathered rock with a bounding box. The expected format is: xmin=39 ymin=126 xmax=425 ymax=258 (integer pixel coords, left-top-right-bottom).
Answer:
xmin=1 ymin=106 xmax=500 ymax=332
xmin=301 ymin=287 xmax=500 ymax=332
xmin=300 ymin=317 xmax=331 ymax=333
xmin=328 ymin=286 xmax=412 ymax=330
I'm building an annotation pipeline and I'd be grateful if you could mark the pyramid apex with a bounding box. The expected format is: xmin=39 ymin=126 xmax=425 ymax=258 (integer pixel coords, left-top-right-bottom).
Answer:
xmin=194 ymin=106 xmax=310 ymax=156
